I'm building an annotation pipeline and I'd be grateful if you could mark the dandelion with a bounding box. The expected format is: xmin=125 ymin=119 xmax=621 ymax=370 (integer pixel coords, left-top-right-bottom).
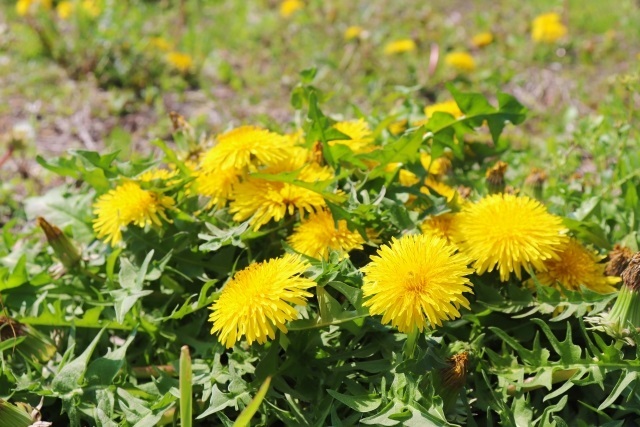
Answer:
xmin=288 ymin=210 xmax=364 ymax=259
xmin=388 ymin=119 xmax=408 ymax=135
xmin=230 ymin=154 xmax=333 ymax=229
xmin=56 ymin=0 xmax=73 ymax=19
xmin=444 ymin=51 xmax=476 ymax=73
xmin=137 ymin=168 xmax=178 ymax=182
xmin=420 ymin=152 xmax=452 ymax=176
xmin=209 ymin=254 xmax=316 ymax=348
xmin=166 ymin=52 xmax=193 ymax=73
xmin=421 ymin=177 xmax=457 ymax=202
xmin=532 ymin=238 xmax=619 ymax=293
xmin=280 ymin=0 xmax=303 ymax=18
xmin=532 ymin=12 xmax=567 ymax=44
xmin=421 ymin=213 xmax=457 ymax=245
xmin=194 ymin=168 xmax=241 ymax=208
xmin=485 ymin=161 xmax=508 ymax=193
xmin=344 ymin=26 xmax=364 ymax=41
xmin=452 ymin=193 xmax=567 ymax=281
xmin=16 ymin=0 xmax=51 ymax=15
xmin=424 ymin=100 xmax=463 ymax=120
xmin=471 ymin=32 xmax=494 ymax=48
xmin=200 ymin=126 xmax=292 ymax=172
xmin=93 ymin=181 xmax=174 ymax=246
xmin=384 ymin=39 xmax=417 ymax=55
xmin=330 ymin=119 xmax=375 ymax=154
xmin=361 ymin=234 xmax=473 ymax=332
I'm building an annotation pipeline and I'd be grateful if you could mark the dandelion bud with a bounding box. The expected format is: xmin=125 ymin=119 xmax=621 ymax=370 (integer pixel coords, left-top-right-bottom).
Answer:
xmin=437 ymin=351 xmax=470 ymax=413
xmin=0 ymin=316 xmax=56 ymax=363
xmin=524 ymin=167 xmax=547 ymax=199
xmin=485 ymin=161 xmax=508 ymax=194
xmin=37 ymin=217 xmax=81 ymax=269
xmin=0 ymin=399 xmax=33 ymax=427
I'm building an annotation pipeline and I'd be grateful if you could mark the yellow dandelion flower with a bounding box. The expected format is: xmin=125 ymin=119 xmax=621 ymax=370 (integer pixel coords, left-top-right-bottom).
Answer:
xmin=209 ymin=254 xmax=316 ymax=348
xmin=421 ymin=213 xmax=457 ymax=245
xmin=280 ymin=0 xmax=303 ymax=18
xmin=444 ymin=51 xmax=476 ymax=73
xmin=330 ymin=119 xmax=375 ymax=154
xmin=384 ymin=39 xmax=417 ymax=55
xmin=424 ymin=100 xmax=463 ymax=119
xmin=150 ymin=37 xmax=172 ymax=52
xmin=200 ymin=126 xmax=292 ymax=172
xmin=421 ymin=177 xmax=457 ymax=201
xmin=533 ymin=238 xmax=620 ymax=293
xmin=420 ymin=152 xmax=452 ymax=176
xmin=288 ymin=210 xmax=364 ymax=259
xmin=166 ymin=52 xmax=193 ymax=73
xmin=471 ymin=32 xmax=494 ymax=48
xmin=361 ymin=234 xmax=473 ymax=332
xmin=344 ymin=26 xmax=364 ymax=41
xmin=194 ymin=168 xmax=241 ymax=208
xmin=93 ymin=181 xmax=175 ymax=246
xmin=56 ymin=0 xmax=73 ymax=19
xmin=230 ymin=156 xmax=333 ymax=230
xmin=16 ymin=0 xmax=50 ymax=15
xmin=532 ymin=12 xmax=567 ymax=44
xmin=452 ymin=193 xmax=567 ymax=281
xmin=388 ymin=119 xmax=408 ymax=135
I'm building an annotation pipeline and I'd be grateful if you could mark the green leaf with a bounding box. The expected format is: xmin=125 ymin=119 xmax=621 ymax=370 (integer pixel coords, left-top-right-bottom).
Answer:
xmin=598 ymin=371 xmax=638 ymax=411
xmin=52 ymin=329 xmax=105 ymax=395
xmin=85 ymin=329 xmax=136 ymax=386
xmin=326 ymin=389 xmax=381 ymax=412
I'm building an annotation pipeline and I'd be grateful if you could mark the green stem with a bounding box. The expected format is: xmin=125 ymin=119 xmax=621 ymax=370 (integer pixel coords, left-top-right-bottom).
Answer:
xmin=180 ymin=346 xmax=193 ymax=427
xmin=403 ymin=327 xmax=419 ymax=360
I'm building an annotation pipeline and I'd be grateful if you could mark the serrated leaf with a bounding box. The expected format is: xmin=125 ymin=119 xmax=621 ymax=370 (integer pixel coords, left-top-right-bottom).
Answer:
xmin=326 ymin=389 xmax=381 ymax=413
xmin=598 ymin=371 xmax=638 ymax=411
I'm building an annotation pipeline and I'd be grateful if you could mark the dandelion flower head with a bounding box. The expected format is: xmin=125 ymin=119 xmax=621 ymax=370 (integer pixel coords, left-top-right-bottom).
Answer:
xmin=384 ymin=39 xmax=417 ymax=55
xmin=166 ymin=52 xmax=193 ymax=73
xmin=288 ymin=210 xmax=364 ymax=259
xmin=93 ymin=181 xmax=174 ymax=246
xmin=362 ymin=234 xmax=473 ymax=332
xmin=532 ymin=12 xmax=567 ymax=44
xmin=330 ymin=119 xmax=375 ymax=154
xmin=209 ymin=254 xmax=316 ymax=348
xmin=280 ymin=0 xmax=303 ymax=18
xmin=533 ymin=238 xmax=620 ymax=293
xmin=421 ymin=213 xmax=457 ymax=245
xmin=200 ymin=126 xmax=292 ymax=172
xmin=444 ymin=51 xmax=476 ymax=73
xmin=424 ymin=100 xmax=463 ymax=120
xmin=471 ymin=32 xmax=494 ymax=48
xmin=452 ymin=193 xmax=567 ymax=281
xmin=344 ymin=26 xmax=365 ymax=41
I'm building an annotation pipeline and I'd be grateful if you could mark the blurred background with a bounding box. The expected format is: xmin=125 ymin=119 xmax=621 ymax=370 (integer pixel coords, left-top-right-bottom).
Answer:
xmin=0 ymin=0 xmax=639 ymax=194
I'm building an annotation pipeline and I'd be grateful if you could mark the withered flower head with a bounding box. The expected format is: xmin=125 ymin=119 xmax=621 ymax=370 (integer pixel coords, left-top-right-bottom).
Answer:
xmin=525 ymin=167 xmax=548 ymax=187
xmin=441 ymin=351 xmax=469 ymax=390
xmin=0 ymin=316 xmax=24 ymax=341
xmin=621 ymin=252 xmax=640 ymax=292
xmin=606 ymin=245 xmax=634 ymax=277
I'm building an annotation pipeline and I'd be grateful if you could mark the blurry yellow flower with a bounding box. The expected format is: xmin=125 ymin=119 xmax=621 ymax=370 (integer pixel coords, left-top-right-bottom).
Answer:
xmin=452 ymin=193 xmax=567 ymax=281
xmin=150 ymin=37 xmax=172 ymax=52
xmin=81 ymin=0 xmax=100 ymax=17
xmin=424 ymin=100 xmax=463 ymax=119
xmin=16 ymin=0 xmax=51 ymax=15
xmin=420 ymin=153 xmax=451 ymax=176
xmin=330 ymin=119 xmax=375 ymax=154
xmin=471 ymin=32 xmax=494 ymax=48
xmin=56 ymin=0 xmax=73 ymax=19
xmin=361 ymin=234 xmax=473 ymax=332
xmin=288 ymin=210 xmax=364 ymax=259
xmin=532 ymin=238 xmax=619 ymax=293
xmin=209 ymin=254 xmax=315 ymax=348
xmin=280 ymin=0 xmax=303 ymax=18
xmin=166 ymin=51 xmax=193 ymax=73
xmin=384 ymin=39 xmax=417 ymax=55
xmin=532 ymin=12 xmax=567 ymax=44
xmin=421 ymin=177 xmax=457 ymax=201
xmin=388 ymin=119 xmax=408 ymax=135
xmin=344 ymin=26 xmax=364 ymax=41
xmin=444 ymin=51 xmax=476 ymax=73
xmin=230 ymin=152 xmax=334 ymax=230
xmin=137 ymin=168 xmax=178 ymax=182
xmin=93 ymin=181 xmax=175 ymax=246
xmin=200 ymin=126 xmax=292 ymax=172
xmin=194 ymin=168 xmax=241 ymax=208
xmin=421 ymin=213 xmax=457 ymax=245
